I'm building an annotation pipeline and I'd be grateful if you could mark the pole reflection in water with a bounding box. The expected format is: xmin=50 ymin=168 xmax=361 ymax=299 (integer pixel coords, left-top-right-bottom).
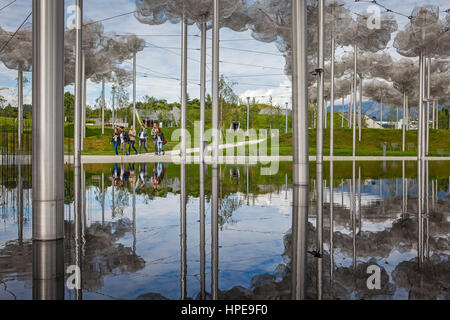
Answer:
xmin=329 ymin=161 xmax=334 ymax=285
xmin=418 ymin=158 xmax=424 ymax=269
xmin=316 ymin=160 xmax=323 ymax=300
xmin=358 ymin=165 xmax=361 ymax=233
xmin=17 ymin=164 xmax=23 ymax=243
xmin=291 ymin=183 xmax=308 ymax=300
xmin=132 ymin=168 xmax=136 ymax=255
xmin=352 ymin=161 xmax=356 ymax=271
xmin=211 ymin=163 xmax=219 ymax=300
xmin=199 ymin=161 xmax=206 ymax=300
xmin=101 ymin=173 xmax=105 ymax=225
xmin=402 ymin=160 xmax=406 ymax=219
xmin=74 ymin=163 xmax=83 ymax=300
xmin=426 ymin=160 xmax=429 ymax=260
xmin=33 ymin=240 xmax=64 ymax=300
xmin=180 ymin=161 xmax=187 ymax=300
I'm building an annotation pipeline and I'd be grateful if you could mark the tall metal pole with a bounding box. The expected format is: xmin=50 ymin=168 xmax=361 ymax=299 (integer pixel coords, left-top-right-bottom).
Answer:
xmin=402 ymin=90 xmax=406 ymax=152
xmin=32 ymin=0 xmax=65 ymax=299
xmin=200 ymin=22 xmax=206 ymax=162
xmin=181 ymin=13 xmax=188 ymax=161
xmin=341 ymin=97 xmax=344 ymax=128
xmin=18 ymin=68 xmax=23 ymax=151
xmin=247 ymin=97 xmax=250 ymax=134
xmin=317 ymin=0 xmax=324 ymax=164
xmin=112 ymin=88 xmax=115 ymax=128
xmin=418 ymin=50 xmax=424 ymax=160
xmin=285 ymin=102 xmax=289 ymax=134
xmin=32 ymin=0 xmax=65 ymax=241
xmin=359 ymin=76 xmax=362 ymax=142
xmin=211 ymin=0 xmax=220 ymax=301
xmin=426 ymin=57 xmax=431 ymax=155
xmin=101 ymin=78 xmax=105 ymax=135
xmin=133 ymin=52 xmax=137 ymax=129
xmin=380 ymin=93 xmax=383 ymax=127
xmin=291 ymin=0 xmax=309 ymax=300
xmin=353 ymin=42 xmax=357 ymax=157
xmin=73 ymin=0 xmax=83 ymax=254
xmin=81 ymin=50 xmax=86 ymax=152
xmin=316 ymin=0 xmax=324 ymax=264
xmin=330 ymin=21 xmax=335 ymax=157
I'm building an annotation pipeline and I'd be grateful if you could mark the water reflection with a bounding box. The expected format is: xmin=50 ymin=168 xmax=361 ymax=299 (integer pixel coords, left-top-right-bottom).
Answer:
xmin=0 ymin=161 xmax=449 ymax=300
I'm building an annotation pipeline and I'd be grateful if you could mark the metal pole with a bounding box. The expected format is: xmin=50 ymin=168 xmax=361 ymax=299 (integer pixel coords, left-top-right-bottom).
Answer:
xmin=32 ymin=0 xmax=65 ymax=241
xmin=133 ymin=52 xmax=137 ymax=129
xmin=18 ymin=68 xmax=23 ymax=151
xmin=316 ymin=1 xmax=324 ymax=275
xmin=353 ymin=42 xmax=357 ymax=157
xmin=211 ymin=0 xmax=220 ymax=301
xmin=291 ymin=0 xmax=308 ymax=300
xmin=402 ymin=90 xmax=406 ymax=152
xmin=212 ymin=0 xmax=220 ymax=163
xmin=380 ymin=93 xmax=383 ymax=128
xmin=81 ymin=50 xmax=86 ymax=151
xmin=101 ymin=78 xmax=105 ymax=135
xmin=341 ymin=96 xmax=344 ymax=128
xmin=200 ymin=22 xmax=206 ymax=162
xmin=285 ymin=102 xmax=288 ymax=134
xmin=432 ymin=99 xmax=436 ymax=129
xmin=32 ymin=0 xmax=65 ymax=299
xmin=406 ymin=95 xmax=409 ymax=131
xmin=181 ymin=14 xmax=187 ymax=161
xmin=359 ymin=76 xmax=362 ymax=142
xmin=72 ymin=1 xmax=83 ymax=299
xmin=330 ymin=25 xmax=335 ymax=157
xmin=426 ymin=57 xmax=431 ymax=155
xmin=247 ymin=97 xmax=250 ymax=134
xmin=112 ymin=89 xmax=115 ymax=128
xmin=418 ymin=50 xmax=424 ymax=160
xmin=317 ymin=0 xmax=324 ymax=163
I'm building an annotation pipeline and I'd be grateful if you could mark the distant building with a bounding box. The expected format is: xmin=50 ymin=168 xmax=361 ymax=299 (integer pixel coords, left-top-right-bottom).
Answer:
xmin=138 ymin=107 xmax=181 ymax=128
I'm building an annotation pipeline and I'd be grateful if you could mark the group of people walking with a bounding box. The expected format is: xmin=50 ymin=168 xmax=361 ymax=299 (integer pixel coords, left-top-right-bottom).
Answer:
xmin=111 ymin=123 xmax=166 ymax=156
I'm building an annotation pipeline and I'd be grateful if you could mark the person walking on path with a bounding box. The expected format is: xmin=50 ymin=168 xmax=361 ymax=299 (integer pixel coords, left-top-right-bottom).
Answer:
xmin=120 ymin=127 xmax=130 ymax=156
xmin=138 ymin=124 xmax=149 ymax=154
xmin=128 ymin=125 xmax=138 ymax=155
xmin=156 ymin=128 xmax=166 ymax=156
xmin=151 ymin=123 xmax=159 ymax=155
xmin=111 ymin=128 xmax=120 ymax=155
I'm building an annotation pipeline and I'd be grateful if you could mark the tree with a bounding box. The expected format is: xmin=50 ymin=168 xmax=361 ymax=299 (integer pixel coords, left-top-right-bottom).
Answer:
xmin=64 ymin=92 xmax=74 ymax=122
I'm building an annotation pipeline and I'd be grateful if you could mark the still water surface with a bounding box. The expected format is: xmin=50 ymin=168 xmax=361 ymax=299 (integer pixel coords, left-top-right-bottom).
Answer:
xmin=0 ymin=161 xmax=449 ymax=300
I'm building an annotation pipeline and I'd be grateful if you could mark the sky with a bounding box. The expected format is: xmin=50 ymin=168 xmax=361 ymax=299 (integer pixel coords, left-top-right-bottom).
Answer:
xmin=0 ymin=0 xmax=448 ymax=111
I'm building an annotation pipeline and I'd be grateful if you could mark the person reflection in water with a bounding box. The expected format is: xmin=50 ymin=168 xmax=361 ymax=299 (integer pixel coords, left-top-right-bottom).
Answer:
xmin=138 ymin=163 xmax=148 ymax=188
xmin=113 ymin=163 xmax=120 ymax=186
xmin=119 ymin=164 xmax=130 ymax=187
xmin=151 ymin=162 xmax=166 ymax=189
